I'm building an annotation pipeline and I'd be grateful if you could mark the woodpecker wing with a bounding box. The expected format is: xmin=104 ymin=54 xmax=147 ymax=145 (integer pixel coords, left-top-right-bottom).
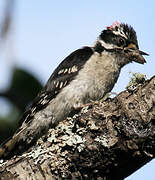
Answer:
xmin=20 ymin=46 xmax=94 ymax=125
xmin=0 ymin=46 xmax=93 ymax=158
xmin=45 ymin=46 xmax=94 ymax=92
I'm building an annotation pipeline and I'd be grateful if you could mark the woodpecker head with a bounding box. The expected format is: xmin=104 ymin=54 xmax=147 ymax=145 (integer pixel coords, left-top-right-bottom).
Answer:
xmin=94 ymin=21 xmax=148 ymax=66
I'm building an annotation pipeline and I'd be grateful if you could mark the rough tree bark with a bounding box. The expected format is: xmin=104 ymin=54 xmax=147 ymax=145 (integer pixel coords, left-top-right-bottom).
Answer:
xmin=0 ymin=76 xmax=154 ymax=180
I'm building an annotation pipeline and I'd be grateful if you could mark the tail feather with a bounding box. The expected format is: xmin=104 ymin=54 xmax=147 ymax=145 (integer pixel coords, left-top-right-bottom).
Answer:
xmin=0 ymin=124 xmax=29 ymax=158
xmin=0 ymin=137 xmax=18 ymax=158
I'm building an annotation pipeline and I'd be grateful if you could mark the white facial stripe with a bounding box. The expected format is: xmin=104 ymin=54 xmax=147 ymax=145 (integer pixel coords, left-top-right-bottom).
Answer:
xmin=112 ymin=26 xmax=128 ymax=39
xmin=112 ymin=31 xmax=127 ymax=39
xmin=98 ymin=40 xmax=121 ymax=50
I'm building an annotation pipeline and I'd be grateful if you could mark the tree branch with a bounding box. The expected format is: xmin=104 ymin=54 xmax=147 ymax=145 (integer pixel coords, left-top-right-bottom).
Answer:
xmin=0 ymin=76 xmax=154 ymax=180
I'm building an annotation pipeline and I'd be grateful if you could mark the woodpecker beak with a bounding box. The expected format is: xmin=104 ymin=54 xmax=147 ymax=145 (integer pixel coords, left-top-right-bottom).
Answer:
xmin=132 ymin=50 xmax=149 ymax=64
xmin=124 ymin=43 xmax=149 ymax=64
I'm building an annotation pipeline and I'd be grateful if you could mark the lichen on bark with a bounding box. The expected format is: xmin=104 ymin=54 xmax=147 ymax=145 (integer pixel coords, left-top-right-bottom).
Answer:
xmin=0 ymin=76 xmax=154 ymax=180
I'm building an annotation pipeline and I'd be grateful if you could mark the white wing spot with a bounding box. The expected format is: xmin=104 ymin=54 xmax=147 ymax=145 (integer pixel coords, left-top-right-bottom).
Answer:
xmin=58 ymin=69 xmax=64 ymax=75
xmin=64 ymin=68 xmax=68 ymax=73
xmin=31 ymin=107 xmax=36 ymax=113
xmin=71 ymin=65 xmax=78 ymax=73
xmin=64 ymin=81 xmax=68 ymax=86
xmin=68 ymin=68 xmax=71 ymax=74
xmin=56 ymin=81 xmax=59 ymax=88
xmin=59 ymin=81 xmax=64 ymax=89
xmin=41 ymin=99 xmax=48 ymax=105
xmin=44 ymin=95 xmax=48 ymax=99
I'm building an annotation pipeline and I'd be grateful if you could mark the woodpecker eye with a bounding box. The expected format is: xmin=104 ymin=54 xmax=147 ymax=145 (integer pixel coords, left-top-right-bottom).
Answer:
xmin=117 ymin=37 xmax=126 ymax=47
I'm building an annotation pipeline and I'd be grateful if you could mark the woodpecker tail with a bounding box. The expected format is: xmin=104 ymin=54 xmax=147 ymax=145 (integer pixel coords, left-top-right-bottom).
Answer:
xmin=0 ymin=136 xmax=19 ymax=158
xmin=0 ymin=125 xmax=27 ymax=158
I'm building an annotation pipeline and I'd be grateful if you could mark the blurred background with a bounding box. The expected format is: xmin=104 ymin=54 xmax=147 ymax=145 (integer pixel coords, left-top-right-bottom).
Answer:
xmin=0 ymin=0 xmax=154 ymax=179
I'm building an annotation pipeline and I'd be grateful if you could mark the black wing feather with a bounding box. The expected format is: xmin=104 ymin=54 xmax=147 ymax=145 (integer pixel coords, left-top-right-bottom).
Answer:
xmin=45 ymin=46 xmax=93 ymax=91
xmin=19 ymin=46 xmax=93 ymax=125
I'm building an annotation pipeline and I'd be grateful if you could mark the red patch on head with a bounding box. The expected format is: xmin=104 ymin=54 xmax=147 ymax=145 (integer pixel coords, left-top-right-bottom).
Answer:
xmin=107 ymin=21 xmax=120 ymax=30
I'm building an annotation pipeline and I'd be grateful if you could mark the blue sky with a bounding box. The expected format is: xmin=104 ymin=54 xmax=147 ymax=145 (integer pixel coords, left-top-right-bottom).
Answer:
xmin=0 ymin=1 xmax=154 ymax=179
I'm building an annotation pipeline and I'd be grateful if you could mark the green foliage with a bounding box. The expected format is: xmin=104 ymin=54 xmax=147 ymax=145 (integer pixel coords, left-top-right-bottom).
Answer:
xmin=0 ymin=67 xmax=43 ymax=143
xmin=2 ymin=67 xmax=43 ymax=112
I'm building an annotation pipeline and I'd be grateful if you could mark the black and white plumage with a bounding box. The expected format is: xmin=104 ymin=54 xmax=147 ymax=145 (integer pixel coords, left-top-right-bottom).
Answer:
xmin=0 ymin=22 xmax=148 ymax=158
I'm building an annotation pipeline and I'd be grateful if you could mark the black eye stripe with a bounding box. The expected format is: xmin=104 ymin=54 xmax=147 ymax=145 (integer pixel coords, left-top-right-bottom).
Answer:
xmin=100 ymin=30 xmax=128 ymax=47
